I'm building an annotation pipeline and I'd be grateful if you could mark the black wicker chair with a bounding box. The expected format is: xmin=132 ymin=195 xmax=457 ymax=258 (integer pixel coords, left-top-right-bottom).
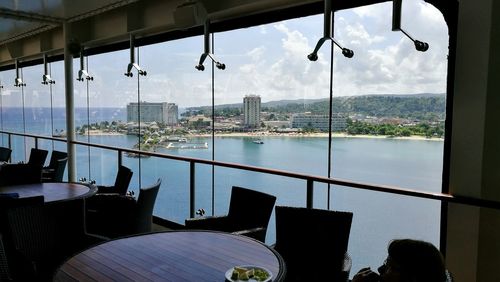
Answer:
xmin=0 ymin=163 xmax=42 ymax=187
xmin=27 ymin=148 xmax=48 ymax=167
xmin=185 ymin=186 xmax=276 ymax=242
xmin=86 ymin=178 xmax=161 ymax=239
xmin=0 ymin=196 xmax=44 ymax=281
xmin=41 ymin=150 xmax=67 ymax=182
xmin=0 ymin=147 xmax=12 ymax=163
xmin=96 ymin=165 xmax=133 ymax=195
xmin=273 ymin=206 xmax=353 ymax=282
xmin=1 ymin=196 xmax=104 ymax=281
xmin=41 ymin=151 xmax=68 ymax=182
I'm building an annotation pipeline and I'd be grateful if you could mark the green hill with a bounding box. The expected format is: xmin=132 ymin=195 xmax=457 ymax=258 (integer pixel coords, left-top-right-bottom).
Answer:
xmin=185 ymin=93 xmax=446 ymax=121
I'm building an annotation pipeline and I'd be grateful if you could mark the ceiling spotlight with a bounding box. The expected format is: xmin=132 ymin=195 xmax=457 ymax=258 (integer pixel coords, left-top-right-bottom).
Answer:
xmin=14 ymin=60 xmax=26 ymax=87
xmin=42 ymin=54 xmax=55 ymax=85
xmin=125 ymin=35 xmax=147 ymax=77
xmin=393 ymin=0 xmax=429 ymax=52
xmin=308 ymin=0 xmax=354 ymax=62
xmin=195 ymin=20 xmax=226 ymax=71
xmin=77 ymin=47 xmax=93 ymax=81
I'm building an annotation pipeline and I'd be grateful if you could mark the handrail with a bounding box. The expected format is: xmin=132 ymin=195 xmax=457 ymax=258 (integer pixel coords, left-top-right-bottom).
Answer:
xmin=2 ymin=129 xmax=500 ymax=210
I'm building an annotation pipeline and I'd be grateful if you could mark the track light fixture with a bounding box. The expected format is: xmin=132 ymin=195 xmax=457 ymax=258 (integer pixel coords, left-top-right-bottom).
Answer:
xmin=125 ymin=34 xmax=146 ymax=77
xmin=77 ymin=47 xmax=93 ymax=81
xmin=14 ymin=60 xmax=25 ymax=87
xmin=195 ymin=20 xmax=225 ymax=71
xmin=42 ymin=54 xmax=55 ymax=85
xmin=308 ymin=0 xmax=354 ymax=61
xmin=392 ymin=0 xmax=429 ymax=52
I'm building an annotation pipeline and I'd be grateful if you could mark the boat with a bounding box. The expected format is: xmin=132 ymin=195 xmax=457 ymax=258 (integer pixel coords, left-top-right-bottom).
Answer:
xmin=166 ymin=136 xmax=188 ymax=142
xmin=125 ymin=152 xmax=151 ymax=158
xmin=166 ymin=142 xmax=208 ymax=149
xmin=252 ymin=139 xmax=264 ymax=144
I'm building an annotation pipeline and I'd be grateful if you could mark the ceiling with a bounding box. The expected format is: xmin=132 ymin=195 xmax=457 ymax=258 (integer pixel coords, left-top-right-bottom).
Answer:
xmin=0 ymin=0 xmax=454 ymax=67
xmin=0 ymin=0 xmax=135 ymax=44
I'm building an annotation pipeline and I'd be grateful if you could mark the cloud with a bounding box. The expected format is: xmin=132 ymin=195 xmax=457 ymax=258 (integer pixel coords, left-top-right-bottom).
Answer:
xmin=0 ymin=0 xmax=449 ymax=108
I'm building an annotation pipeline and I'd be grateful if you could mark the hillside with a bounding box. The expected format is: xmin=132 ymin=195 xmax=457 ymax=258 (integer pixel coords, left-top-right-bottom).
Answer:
xmin=185 ymin=93 xmax=446 ymax=121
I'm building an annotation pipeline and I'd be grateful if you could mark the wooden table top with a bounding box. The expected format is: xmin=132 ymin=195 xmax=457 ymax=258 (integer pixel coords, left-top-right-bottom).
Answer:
xmin=54 ymin=230 xmax=286 ymax=282
xmin=0 ymin=182 xmax=96 ymax=203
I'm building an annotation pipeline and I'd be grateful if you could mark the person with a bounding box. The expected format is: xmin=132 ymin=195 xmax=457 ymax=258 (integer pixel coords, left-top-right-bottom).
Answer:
xmin=352 ymin=239 xmax=447 ymax=282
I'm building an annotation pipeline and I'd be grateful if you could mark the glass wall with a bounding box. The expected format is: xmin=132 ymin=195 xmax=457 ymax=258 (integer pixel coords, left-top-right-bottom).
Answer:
xmin=0 ymin=0 xmax=449 ymax=277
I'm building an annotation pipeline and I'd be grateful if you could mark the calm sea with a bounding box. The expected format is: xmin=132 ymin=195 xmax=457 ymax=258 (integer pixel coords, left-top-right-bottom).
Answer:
xmin=0 ymin=107 xmax=443 ymax=275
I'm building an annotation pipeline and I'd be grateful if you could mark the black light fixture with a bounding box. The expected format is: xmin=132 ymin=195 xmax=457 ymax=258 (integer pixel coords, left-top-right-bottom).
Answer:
xmin=42 ymin=54 xmax=55 ymax=85
xmin=124 ymin=34 xmax=146 ymax=77
xmin=195 ymin=20 xmax=225 ymax=71
xmin=14 ymin=60 xmax=26 ymax=87
xmin=393 ymin=0 xmax=429 ymax=52
xmin=308 ymin=0 xmax=354 ymax=61
xmin=77 ymin=46 xmax=93 ymax=81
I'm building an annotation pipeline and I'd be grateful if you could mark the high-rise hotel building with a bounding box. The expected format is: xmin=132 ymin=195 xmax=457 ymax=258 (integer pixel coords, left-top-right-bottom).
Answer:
xmin=127 ymin=102 xmax=179 ymax=125
xmin=243 ymin=95 xmax=261 ymax=128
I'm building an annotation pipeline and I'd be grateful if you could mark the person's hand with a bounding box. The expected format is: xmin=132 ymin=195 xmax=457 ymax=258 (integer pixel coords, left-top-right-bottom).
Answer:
xmin=352 ymin=267 xmax=380 ymax=282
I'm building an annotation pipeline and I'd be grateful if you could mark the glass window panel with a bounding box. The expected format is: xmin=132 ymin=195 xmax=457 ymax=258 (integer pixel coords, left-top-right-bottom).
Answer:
xmin=330 ymin=2 xmax=448 ymax=192
xmin=136 ymin=36 xmax=210 ymax=221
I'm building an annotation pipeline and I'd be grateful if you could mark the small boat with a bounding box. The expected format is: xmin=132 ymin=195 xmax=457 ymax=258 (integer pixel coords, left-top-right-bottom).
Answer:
xmin=166 ymin=142 xmax=208 ymax=149
xmin=252 ymin=139 xmax=264 ymax=144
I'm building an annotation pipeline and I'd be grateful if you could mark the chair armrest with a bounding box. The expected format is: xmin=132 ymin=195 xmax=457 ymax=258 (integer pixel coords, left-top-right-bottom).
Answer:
xmin=184 ymin=215 xmax=230 ymax=231
xmin=232 ymin=227 xmax=267 ymax=242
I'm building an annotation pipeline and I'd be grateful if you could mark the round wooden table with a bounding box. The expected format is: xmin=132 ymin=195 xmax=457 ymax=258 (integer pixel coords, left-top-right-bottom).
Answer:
xmin=0 ymin=182 xmax=96 ymax=203
xmin=54 ymin=230 xmax=286 ymax=281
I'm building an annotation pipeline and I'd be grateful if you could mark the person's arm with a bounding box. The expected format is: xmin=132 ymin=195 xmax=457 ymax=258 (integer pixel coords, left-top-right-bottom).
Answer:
xmin=352 ymin=267 xmax=380 ymax=282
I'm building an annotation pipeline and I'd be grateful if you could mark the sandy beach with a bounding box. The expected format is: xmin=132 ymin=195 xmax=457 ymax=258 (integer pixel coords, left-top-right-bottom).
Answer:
xmin=188 ymin=132 xmax=444 ymax=141
xmin=83 ymin=129 xmax=443 ymax=141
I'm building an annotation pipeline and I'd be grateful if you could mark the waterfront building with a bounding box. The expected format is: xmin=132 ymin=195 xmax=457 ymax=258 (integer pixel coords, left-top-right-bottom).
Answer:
xmin=291 ymin=113 xmax=347 ymax=131
xmin=127 ymin=102 xmax=178 ymax=125
xmin=243 ymin=95 xmax=261 ymax=128
xmin=187 ymin=115 xmax=212 ymax=129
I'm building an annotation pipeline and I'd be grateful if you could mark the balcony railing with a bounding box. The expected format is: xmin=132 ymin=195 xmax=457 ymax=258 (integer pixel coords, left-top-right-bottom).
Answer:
xmin=2 ymin=129 xmax=499 ymax=216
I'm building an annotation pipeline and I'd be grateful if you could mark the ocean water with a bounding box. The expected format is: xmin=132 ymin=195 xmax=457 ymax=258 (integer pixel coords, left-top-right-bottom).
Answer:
xmin=0 ymin=107 xmax=443 ymax=275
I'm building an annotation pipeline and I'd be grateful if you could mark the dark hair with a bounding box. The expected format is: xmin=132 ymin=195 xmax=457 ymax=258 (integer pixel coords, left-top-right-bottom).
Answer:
xmin=388 ymin=239 xmax=446 ymax=282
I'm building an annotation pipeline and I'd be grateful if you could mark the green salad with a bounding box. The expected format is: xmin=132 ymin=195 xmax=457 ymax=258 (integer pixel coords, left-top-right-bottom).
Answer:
xmin=231 ymin=266 xmax=270 ymax=281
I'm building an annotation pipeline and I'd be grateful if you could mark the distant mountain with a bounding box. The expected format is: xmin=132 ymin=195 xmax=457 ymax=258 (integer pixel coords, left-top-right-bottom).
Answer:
xmin=185 ymin=93 xmax=446 ymax=121
xmin=187 ymin=93 xmax=444 ymax=109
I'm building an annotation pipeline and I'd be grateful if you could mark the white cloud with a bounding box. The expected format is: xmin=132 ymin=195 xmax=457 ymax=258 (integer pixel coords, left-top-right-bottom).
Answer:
xmin=247 ymin=46 xmax=266 ymax=62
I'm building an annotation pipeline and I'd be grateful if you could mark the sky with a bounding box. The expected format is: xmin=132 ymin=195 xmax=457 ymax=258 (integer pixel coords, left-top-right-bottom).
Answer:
xmin=0 ymin=0 xmax=449 ymax=109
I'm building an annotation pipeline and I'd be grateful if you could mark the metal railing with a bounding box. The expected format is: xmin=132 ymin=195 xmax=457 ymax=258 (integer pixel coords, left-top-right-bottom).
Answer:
xmin=2 ymin=129 xmax=500 ymax=220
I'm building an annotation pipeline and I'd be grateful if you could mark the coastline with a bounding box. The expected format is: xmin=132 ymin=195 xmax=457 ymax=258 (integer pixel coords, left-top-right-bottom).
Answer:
xmin=190 ymin=132 xmax=444 ymax=141
xmin=81 ymin=130 xmax=443 ymax=141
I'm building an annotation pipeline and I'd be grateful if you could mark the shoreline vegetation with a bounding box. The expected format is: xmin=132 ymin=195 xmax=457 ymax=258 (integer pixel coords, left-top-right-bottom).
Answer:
xmin=83 ymin=130 xmax=443 ymax=141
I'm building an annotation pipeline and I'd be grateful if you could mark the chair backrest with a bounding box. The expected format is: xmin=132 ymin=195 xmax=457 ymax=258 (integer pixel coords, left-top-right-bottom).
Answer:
xmin=0 ymin=196 xmax=44 ymax=281
xmin=6 ymin=197 xmax=89 ymax=280
xmin=46 ymin=150 xmax=67 ymax=169
xmin=113 ymin=165 xmax=133 ymax=195
xmin=274 ymin=206 xmax=353 ymax=282
xmin=0 ymin=147 xmax=12 ymax=163
xmin=27 ymin=148 xmax=48 ymax=167
xmin=0 ymin=164 xmax=42 ymax=187
xmin=227 ymin=186 xmax=276 ymax=231
xmin=52 ymin=157 xmax=68 ymax=182
xmin=135 ymin=178 xmax=161 ymax=233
